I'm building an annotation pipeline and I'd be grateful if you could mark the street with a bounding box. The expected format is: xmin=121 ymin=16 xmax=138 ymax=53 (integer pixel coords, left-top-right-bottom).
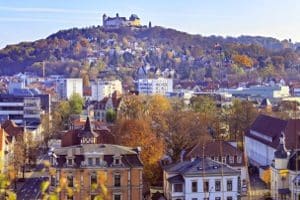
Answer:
xmin=16 ymin=153 xmax=49 ymax=200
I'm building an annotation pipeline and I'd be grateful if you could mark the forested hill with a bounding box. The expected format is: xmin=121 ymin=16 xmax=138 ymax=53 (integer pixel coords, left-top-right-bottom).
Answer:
xmin=1 ymin=25 xmax=300 ymax=84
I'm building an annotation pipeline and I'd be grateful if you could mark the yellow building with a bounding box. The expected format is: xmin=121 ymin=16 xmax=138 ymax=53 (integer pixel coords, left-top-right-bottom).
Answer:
xmin=51 ymin=118 xmax=144 ymax=200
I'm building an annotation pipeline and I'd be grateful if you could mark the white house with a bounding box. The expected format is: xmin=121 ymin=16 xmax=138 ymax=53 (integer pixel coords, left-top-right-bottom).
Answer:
xmin=245 ymin=115 xmax=300 ymax=167
xmin=184 ymin=141 xmax=247 ymax=194
xmin=137 ymin=77 xmax=173 ymax=95
xmin=163 ymin=158 xmax=241 ymax=200
xmin=56 ymin=78 xmax=83 ymax=100
xmin=90 ymin=79 xmax=122 ymax=101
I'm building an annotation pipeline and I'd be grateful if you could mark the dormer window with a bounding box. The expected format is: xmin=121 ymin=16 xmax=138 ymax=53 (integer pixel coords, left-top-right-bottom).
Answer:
xmin=113 ymin=155 xmax=122 ymax=166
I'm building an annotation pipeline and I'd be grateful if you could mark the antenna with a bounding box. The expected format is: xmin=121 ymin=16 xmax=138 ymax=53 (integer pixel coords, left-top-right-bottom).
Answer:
xmin=42 ymin=61 xmax=45 ymax=78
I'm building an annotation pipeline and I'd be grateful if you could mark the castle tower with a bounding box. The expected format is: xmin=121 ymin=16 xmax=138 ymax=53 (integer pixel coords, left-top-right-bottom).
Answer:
xmin=102 ymin=13 xmax=107 ymax=27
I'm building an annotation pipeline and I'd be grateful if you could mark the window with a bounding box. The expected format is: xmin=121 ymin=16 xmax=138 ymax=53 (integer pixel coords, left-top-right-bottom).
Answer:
xmin=67 ymin=159 xmax=73 ymax=166
xmin=67 ymin=195 xmax=73 ymax=200
xmin=222 ymin=156 xmax=226 ymax=163
xmin=91 ymin=195 xmax=96 ymax=200
xmin=174 ymin=183 xmax=183 ymax=192
xmin=114 ymin=174 xmax=121 ymax=187
xmin=215 ymin=197 xmax=221 ymax=200
xmin=95 ymin=158 xmax=100 ymax=165
xmin=214 ymin=156 xmax=219 ymax=161
xmin=67 ymin=174 xmax=73 ymax=187
xmin=229 ymin=156 xmax=234 ymax=164
xmin=215 ymin=180 xmax=221 ymax=191
xmin=227 ymin=197 xmax=233 ymax=200
xmin=237 ymin=156 xmax=242 ymax=163
xmin=203 ymin=180 xmax=209 ymax=192
xmin=192 ymin=198 xmax=197 ymax=200
xmin=91 ymin=172 xmax=97 ymax=186
xmin=88 ymin=158 xmax=93 ymax=166
xmin=203 ymin=198 xmax=209 ymax=200
xmin=114 ymin=194 xmax=121 ymax=200
xmin=115 ymin=159 xmax=120 ymax=165
xmin=50 ymin=175 xmax=56 ymax=186
xmin=192 ymin=181 xmax=198 ymax=192
xmin=227 ymin=180 xmax=233 ymax=191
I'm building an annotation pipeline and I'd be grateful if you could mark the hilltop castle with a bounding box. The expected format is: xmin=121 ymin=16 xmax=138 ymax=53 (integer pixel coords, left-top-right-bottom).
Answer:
xmin=102 ymin=13 xmax=143 ymax=29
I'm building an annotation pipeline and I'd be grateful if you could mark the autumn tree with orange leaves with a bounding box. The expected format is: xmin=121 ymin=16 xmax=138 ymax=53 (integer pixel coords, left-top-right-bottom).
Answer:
xmin=233 ymin=54 xmax=253 ymax=68
xmin=114 ymin=118 xmax=164 ymax=186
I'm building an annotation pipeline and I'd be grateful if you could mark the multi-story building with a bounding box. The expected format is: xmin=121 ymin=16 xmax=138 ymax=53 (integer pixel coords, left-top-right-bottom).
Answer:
xmin=137 ymin=78 xmax=173 ymax=95
xmin=184 ymin=140 xmax=247 ymax=194
xmin=51 ymin=117 xmax=144 ymax=200
xmin=0 ymin=94 xmax=43 ymax=129
xmin=90 ymin=80 xmax=122 ymax=101
xmin=57 ymin=78 xmax=83 ymax=100
xmin=163 ymin=158 xmax=241 ymax=200
xmin=221 ymin=85 xmax=290 ymax=99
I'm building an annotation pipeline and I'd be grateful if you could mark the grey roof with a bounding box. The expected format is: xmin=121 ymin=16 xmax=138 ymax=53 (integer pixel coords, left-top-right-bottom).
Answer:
xmin=167 ymin=174 xmax=184 ymax=184
xmin=78 ymin=117 xmax=99 ymax=138
xmin=54 ymin=143 xmax=143 ymax=168
xmin=165 ymin=158 xmax=240 ymax=176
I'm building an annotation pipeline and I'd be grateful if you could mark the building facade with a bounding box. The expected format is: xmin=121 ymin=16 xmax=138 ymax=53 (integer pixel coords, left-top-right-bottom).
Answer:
xmin=137 ymin=78 xmax=173 ymax=95
xmin=0 ymin=94 xmax=42 ymax=129
xmin=184 ymin=141 xmax=247 ymax=194
xmin=57 ymin=78 xmax=83 ymax=100
xmin=51 ymin=118 xmax=144 ymax=200
xmin=90 ymin=80 xmax=122 ymax=101
xmin=163 ymin=158 xmax=241 ymax=200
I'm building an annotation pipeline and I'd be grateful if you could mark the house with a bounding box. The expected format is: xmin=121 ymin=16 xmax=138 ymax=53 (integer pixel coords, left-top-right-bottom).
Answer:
xmin=163 ymin=158 xmax=241 ymax=200
xmin=89 ymin=92 xmax=122 ymax=122
xmin=51 ymin=117 xmax=144 ymax=200
xmin=61 ymin=117 xmax=115 ymax=147
xmin=270 ymin=133 xmax=300 ymax=200
xmin=245 ymin=114 xmax=300 ymax=167
xmin=184 ymin=140 xmax=247 ymax=192
xmin=137 ymin=77 xmax=173 ymax=95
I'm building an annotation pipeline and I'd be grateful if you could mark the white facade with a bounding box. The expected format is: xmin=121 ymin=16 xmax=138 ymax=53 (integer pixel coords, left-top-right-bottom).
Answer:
xmin=137 ymin=78 xmax=173 ymax=95
xmin=164 ymin=173 xmax=240 ymax=200
xmin=222 ymin=85 xmax=290 ymax=99
xmin=90 ymin=80 xmax=122 ymax=101
xmin=245 ymin=130 xmax=276 ymax=166
xmin=57 ymin=78 xmax=83 ymax=100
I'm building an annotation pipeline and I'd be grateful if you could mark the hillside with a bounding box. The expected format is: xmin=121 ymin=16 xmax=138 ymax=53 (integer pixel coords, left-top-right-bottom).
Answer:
xmin=1 ymin=25 xmax=300 ymax=86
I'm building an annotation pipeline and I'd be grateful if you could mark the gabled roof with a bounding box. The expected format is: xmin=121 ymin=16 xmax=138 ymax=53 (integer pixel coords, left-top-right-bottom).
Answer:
xmin=167 ymin=174 xmax=184 ymax=183
xmin=250 ymin=114 xmax=287 ymax=138
xmin=165 ymin=158 xmax=239 ymax=176
xmin=184 ymin=140 xmax=244 ymax=166
xmin=246 ymin=114 xmax=300 ymax=149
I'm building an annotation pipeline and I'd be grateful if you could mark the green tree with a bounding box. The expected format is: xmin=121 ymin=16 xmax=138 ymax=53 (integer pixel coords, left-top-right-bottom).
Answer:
xmin=105 ymin=109 xmax=116 ymax=123
xmin=69 ymin=93 xmax=84 ymax=115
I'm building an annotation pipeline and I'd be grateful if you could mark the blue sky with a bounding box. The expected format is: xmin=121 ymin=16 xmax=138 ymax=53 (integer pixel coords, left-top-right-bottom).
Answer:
xmin=1 ymin=0 xmax=300 ymax=48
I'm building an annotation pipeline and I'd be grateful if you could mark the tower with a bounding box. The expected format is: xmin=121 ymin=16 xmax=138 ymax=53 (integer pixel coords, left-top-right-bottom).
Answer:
xmin=102 ymin=13 xmax=107 ymax=27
